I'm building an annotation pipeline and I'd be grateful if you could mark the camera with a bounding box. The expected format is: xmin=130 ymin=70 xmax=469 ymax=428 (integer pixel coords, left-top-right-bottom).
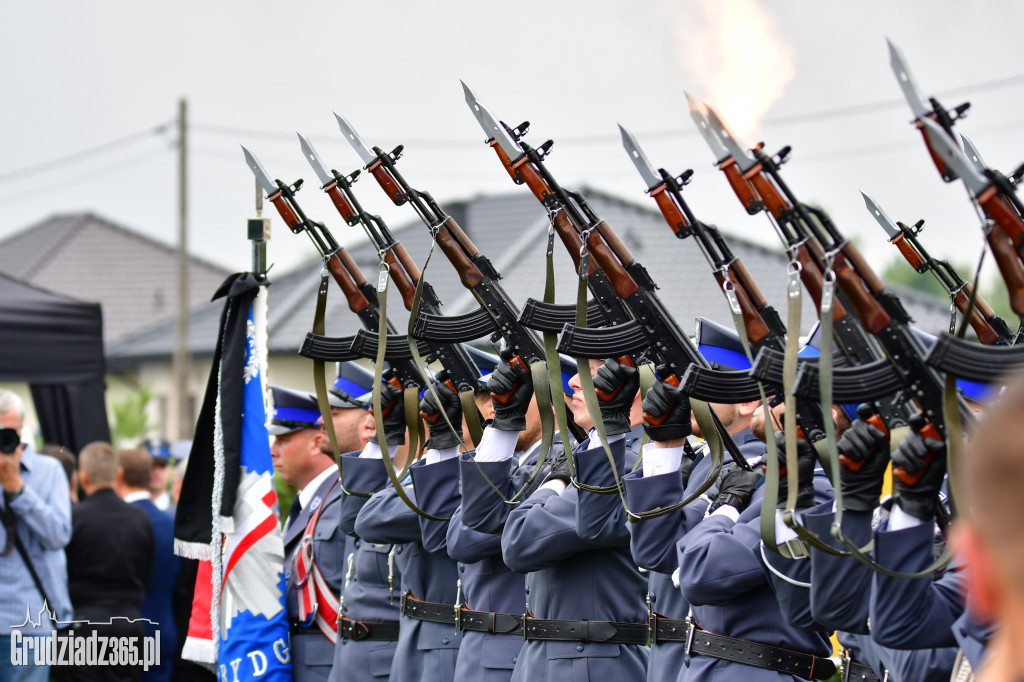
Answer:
xmin=0 ymin=428 xmax=20 ymax=455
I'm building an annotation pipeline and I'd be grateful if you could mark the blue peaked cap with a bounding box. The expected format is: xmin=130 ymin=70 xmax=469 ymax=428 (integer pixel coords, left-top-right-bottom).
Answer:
xmin=694 ymin=317 xmax=753 ymax=371
xmin=269 ymin=385 xmax=322 ymax=435
xmin=327 ymin=362 xmax=375 ymax=409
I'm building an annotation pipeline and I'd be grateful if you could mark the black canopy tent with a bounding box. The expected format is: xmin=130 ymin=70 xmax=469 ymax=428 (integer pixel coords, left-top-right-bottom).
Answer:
xmin=0 ymin=272 xmax=110 ymax=453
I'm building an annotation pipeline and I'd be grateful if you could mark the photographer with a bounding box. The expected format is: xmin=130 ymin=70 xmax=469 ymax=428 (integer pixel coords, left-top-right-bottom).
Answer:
xmin=0 ymin=389 xmax=72 ymax=682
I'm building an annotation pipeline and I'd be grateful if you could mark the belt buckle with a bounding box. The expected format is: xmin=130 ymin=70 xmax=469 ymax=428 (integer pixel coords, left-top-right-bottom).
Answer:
xmin=351 ymin=621 xmax=369 ymax=642
xmin=646 ymin=594 xmax=657 ymax=644
xmin=783 ymin=537 xmax=810 ymax=559
xmin=521 ymin=613 xmax=530 ymax=642
xmin=400 ymin=591 xmax=410 ymax=617
xmin=683 ymin=615 xmax=696 ymax=657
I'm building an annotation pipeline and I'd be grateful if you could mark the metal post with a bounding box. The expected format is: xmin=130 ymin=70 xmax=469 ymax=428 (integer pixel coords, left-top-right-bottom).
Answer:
xmin=172 ymin=98 xmax=191 ymax=439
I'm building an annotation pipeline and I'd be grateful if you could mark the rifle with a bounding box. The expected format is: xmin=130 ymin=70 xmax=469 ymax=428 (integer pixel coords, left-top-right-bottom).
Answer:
xmin=331 ymin=112 xmax=549 ymax=395
xmin=241 ymin=146 xmax=424 ymax=390
xmin=460 ymin=85 xmax=763 ymax=407
xmin=295 ymin=132 xmax=486 ymax=397
xmin=694 ymin=101 xmax=907 ymax=419
xmin=863 ymin=191 xmax=1015 ymax=345
xmin=618 ymin=123 xmax=829 ymax=437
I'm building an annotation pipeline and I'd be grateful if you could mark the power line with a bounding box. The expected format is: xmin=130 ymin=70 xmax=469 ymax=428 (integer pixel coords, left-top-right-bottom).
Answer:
xmin=0 ymin=147 xmax=170 ymax=207
xmin=191 ymin=73 xmax=1024 ymax=146
xmin=0 ymin=123 xmax=170 ymax=184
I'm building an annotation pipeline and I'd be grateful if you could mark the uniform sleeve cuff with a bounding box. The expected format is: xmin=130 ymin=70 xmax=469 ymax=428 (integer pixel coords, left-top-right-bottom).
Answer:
xmin=473 ymin=426 xmax=519 ymax=462
xmin=423 ymin=447 xmax=461 ymax=465
xmin=775 ymin=509 xmax=800 ymax=542
xmin=640 ymin=442 xmax=685 ymax=478
xmin=359 ymin=442 xmax=397 ymax=459
xmin=888 ymin=504 xmax=926 ymax=531
xmin=539 ymin=479 xmax=567 ymax=494
xmin=711 ymin=504 xmax=740 ymax=522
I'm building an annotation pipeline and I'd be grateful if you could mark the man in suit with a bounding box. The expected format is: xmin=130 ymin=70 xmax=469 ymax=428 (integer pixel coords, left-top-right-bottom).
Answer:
xmin=276 ymin=376 xmax=371 ymax=682
xmin=115 ymin=447 xmax=180 ymax=682
xmin=66 ymin=442 xmax=154 ymax=682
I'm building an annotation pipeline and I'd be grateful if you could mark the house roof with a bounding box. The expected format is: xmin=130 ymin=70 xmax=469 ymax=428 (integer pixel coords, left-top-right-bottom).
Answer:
xmin=0 ymin=213 xmax=230 ymax=344
xmin=105 ymin=188 xmax=958 ymax=365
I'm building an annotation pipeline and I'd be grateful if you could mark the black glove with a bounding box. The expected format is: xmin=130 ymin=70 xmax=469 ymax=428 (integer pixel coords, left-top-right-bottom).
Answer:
xmin=369 ymin=380 xmax=406 ymax=446
xmin=487 ymin=354 xmax=533 ymax=432
xmin=593 ymin=358 xmax=640 ymax=436
xmin=543 ymin=446 xmax=573 ymax=486
xmin=708 ymin=465 xmax=763 ymax=514
xmin=642 ymin=380 xmax=692 ymax=442
xmin=420 ymin=379 xmax=463 ymax=451
xmin=837 ymin=405 xmax=890 ymax=512
xmin=772 ymin=430 xmax=817 ymax=509
xmin=892 ymin=417 xmax=947 ymax=521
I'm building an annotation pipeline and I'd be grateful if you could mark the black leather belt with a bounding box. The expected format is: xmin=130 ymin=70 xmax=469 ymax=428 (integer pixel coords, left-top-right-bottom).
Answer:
xmin=841 ymin=656 xmax=884 ymax=682
xmin=523 ymin=617 xmax=649 ymax=645
xmin=457 ymin=609 xmax=523 ymax=635
xmin=401 ymin=593 xmax=456 ymax=625
xmin=681 ymin=621 xmax=836 ymax=680
xmin=339 ymin=617 xmax=400 ymax=642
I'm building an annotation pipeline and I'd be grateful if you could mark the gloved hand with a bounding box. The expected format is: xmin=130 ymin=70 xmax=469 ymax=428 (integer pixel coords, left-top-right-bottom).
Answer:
xmin=837 ymin=405 xmax=890 ymax=512
xmin=593 ymin=358 xmax=640 ymax=436
xmin=642 ymin=380 xmax=692 ymax=442
xmin=420 ymin=379 xmax=463 ymax=451
xmin=369 ymin=379 xmax=406 ymax=446
xmin=543 ymin=446 xmax=572 ymax=486
xmin=708 ymin=465 xmax=763 ymax=514
xmin=892 ymin=417 xmax=947 ymax=521
xmin=772 ymin=430 xmax=818 ymax=510
xmin=487 ymin=353 xmax=533 ymax=432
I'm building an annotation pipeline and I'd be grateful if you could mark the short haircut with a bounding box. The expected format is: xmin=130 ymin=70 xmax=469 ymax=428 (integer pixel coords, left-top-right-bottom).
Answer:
xmin=117 ymin=448 xmax=152 ymax=489
xmin=78 ymin=441 xmax=118 ymax=487
xmin=38 ymin=444 xmax=76 ymax=484
xmin=962 ymin=372 xmax=1024 ymax=582
xmin=0 ymin=389 xmax=24 ymax=422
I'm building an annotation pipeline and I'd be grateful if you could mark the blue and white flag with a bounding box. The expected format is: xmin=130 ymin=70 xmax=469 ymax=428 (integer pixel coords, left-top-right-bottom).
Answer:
xmin=174 ymin=273 xmax=292 ymax=681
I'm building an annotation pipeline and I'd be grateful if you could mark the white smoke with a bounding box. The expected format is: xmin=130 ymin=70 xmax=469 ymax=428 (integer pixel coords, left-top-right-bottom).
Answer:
xmin=659 ymin=0 xmax=797 ymax=141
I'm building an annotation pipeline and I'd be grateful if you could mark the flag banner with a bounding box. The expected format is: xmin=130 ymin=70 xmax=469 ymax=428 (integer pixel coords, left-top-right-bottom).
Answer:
xmin=173 ymin=273 xmax=292 ymax=680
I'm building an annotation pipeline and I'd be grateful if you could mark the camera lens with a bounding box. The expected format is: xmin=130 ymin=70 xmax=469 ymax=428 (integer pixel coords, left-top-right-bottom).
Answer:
xmin=0 ymin=428 xmax=20 ymax=454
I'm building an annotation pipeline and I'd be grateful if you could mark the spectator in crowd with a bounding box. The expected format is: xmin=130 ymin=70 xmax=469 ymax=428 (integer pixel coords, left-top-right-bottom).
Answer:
xmin=115 ymin=448 xmax=180 ymax=682
xmin=0 ymin=389 xmax=72 ymax=682
xmin=38 ymin=443 xmax=78 ymax=503
xmin=170 ymin=457 xmax=187 ymax=509
xmin=66 ymin=442 xmax=154 ymax=682
xmin=141 ymin=439 xmax=175 ymax=512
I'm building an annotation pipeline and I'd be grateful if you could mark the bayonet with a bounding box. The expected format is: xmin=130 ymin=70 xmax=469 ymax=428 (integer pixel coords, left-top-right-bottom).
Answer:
xmin=861 ymin=191 xmax=902 ymax=241
xmin=334 ymin=113 xmax=379 ymax=167
xmin=685 ymin=92 xmax=729 ymax=163
xmin=702 ymin=104 xmax=758 ymax=173
xmin=919 ymin=118 xmax=988 ymax=196
xmin=960 ymin=133 xmax=988 ymax=174
xmin=887 ymin=39 xmax=931 ymax=120
xmin=461 ymin=81 xmax=522 ymax=160
xmin=618 ymin=124 xmax=661 ymax=191
xmin=297 ymin=133 xmax=335 ymax=188
xmin=242 ymin=146 xmax=279 ymax=198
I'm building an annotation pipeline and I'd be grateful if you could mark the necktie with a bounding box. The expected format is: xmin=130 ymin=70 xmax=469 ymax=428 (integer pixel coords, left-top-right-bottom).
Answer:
xmin=285 ymin=495 xmax=302 ymax=531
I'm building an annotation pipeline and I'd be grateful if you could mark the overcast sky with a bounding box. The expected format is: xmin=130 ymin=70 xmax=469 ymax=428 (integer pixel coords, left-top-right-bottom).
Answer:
xmin=3 ymin=0 xmax=1023 ymax=295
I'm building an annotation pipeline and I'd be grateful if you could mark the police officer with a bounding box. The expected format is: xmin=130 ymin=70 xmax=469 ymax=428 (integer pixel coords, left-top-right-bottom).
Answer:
xmin=277 ymin=373 xmax=370 ymax=682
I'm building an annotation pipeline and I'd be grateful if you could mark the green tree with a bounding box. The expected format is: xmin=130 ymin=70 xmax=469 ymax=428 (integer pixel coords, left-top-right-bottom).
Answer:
xmin=111 ymin=386 xmax=152 ymax=447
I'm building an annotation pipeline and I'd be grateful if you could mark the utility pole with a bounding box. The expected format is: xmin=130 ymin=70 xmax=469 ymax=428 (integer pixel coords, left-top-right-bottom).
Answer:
xmin=172 ymin=98 xmax=192 ymax=439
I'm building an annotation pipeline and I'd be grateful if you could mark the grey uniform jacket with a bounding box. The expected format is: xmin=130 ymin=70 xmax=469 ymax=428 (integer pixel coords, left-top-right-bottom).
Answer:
xmin=284 ymin=471 xmax=346 ymax=682
xmin=328 ymin=453 xmax=403 ymax=682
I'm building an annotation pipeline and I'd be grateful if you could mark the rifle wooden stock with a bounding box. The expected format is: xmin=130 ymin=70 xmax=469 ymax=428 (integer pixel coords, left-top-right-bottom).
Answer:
xmin=892 ymin=234 xmax=927 ymax=271
xmin=915 ymin=119 xmax=955 ymax=182
xmin=729 ymin=260 xmax=769 ymax=310
xmin=583 ymin=231 xmax=639 ymax=300
xmin=745 ymin=168 xmax=790 ymax=219
xmin=961 ymin=281 xmax=997 ymax=320
xmin=832 ymin=252 xmax=891 ymax=333
xmin=650 ymin=185 xmax=690 ymax=237
xmin=952 ymin=288 xmax=1001 ymax=346
xmin=440 ymin=216 xmax=481 ymax=260
xmin=842 ymin=242 xmax=887 ymax=296
xmin=718 ymin=158 xmax=762 ymax=215
xmin=323 ymin=184 xmax=358 ymax=224
xmin=595 ymin=220 xmax=635 ymax=267
xmin=986 ymin=226 xmax=1024 ymax=315
xmin=434 ymin=225 xmax=485 ymax=289
xmin=713 ymin=270 xmax=771 ymax=344
xmin=551 ymin=212 xmax=588 ymax=273
xmin=326 ymin=253 xmax=371 ymax=313
xmin=383 ymin=251 xmax=418 ymax=310
xmin=977 ymin=186 xmax=1024 ymax=248
xmin=268 ymin=193 xmax=303 ymax=232
xmin=367 ymin=160 xmax=405 ymax=204
xmin=391 ymin=242 xmax=422 ymax=283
